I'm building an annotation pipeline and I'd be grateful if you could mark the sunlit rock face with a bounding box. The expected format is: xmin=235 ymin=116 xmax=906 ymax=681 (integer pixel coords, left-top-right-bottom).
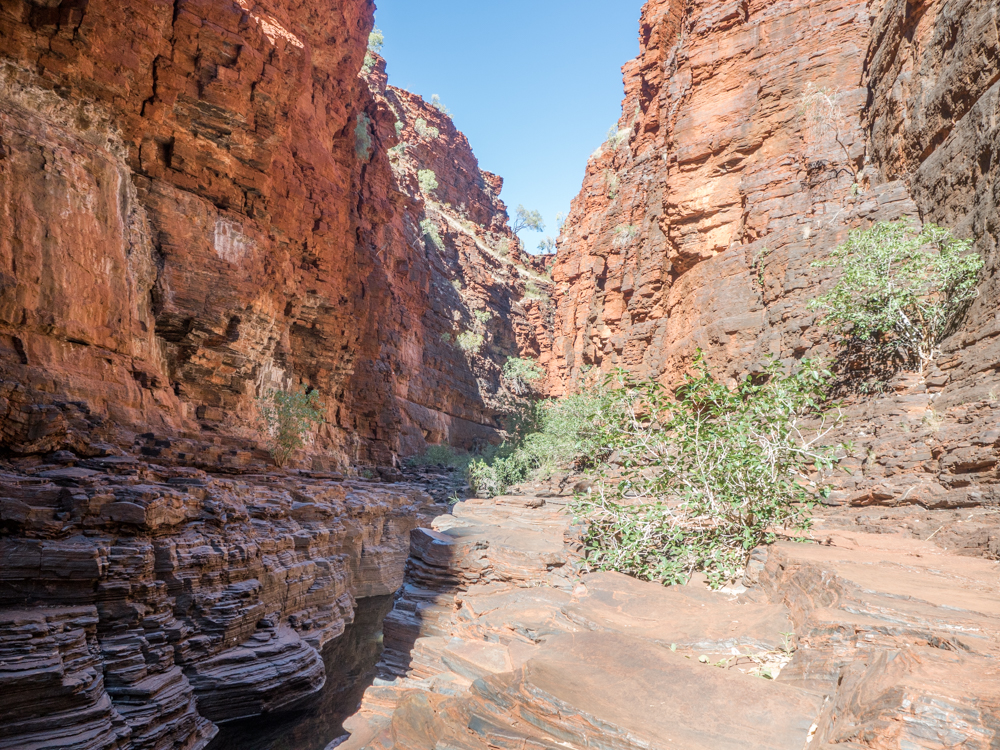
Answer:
xmin=544 ymin=0 xmax=1000 ymax=510
xmin=547 ymin=0 xmax=999 ymax=390
xmin=0 ymin=0 xmax=537 ymax=468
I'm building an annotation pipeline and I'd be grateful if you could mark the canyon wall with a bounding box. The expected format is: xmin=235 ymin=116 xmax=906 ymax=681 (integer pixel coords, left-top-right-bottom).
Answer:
xmin=0 ymin=0 xmax=537 ymax=470
xmin=546 ymin=0 xmax=1000 ymax=508
xmin=548 ymin=0 xmax=998 ymax=391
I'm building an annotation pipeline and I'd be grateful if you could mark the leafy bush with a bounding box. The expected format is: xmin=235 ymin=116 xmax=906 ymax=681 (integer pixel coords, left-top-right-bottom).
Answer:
xmin=414 ymin=118 xmax=439 ymax=140
xmin=473 ymin=309 xmax=492 ymax=325
xmin=257 ymin=385 xmax=325 ymax=468
xmin=613 ymin=224 xmax=639 ymax=248
xmin=503 ymin=356 xmax=545 ymax=395
xmin=430 ymin=94 xmax=450 ymax=115
xmin=575 ymin=355 xmax=840 ymax=587
xmin=418 ymin=169 xmax=439 ymax=195
xmin=538 ymin=237 xmax=557 ymax=253
xmin=468 ymin=388 xmax=621 ymax=496
xmin=354 ymin=112 xmax=372 ymax=160
xmin=394 ymin=120 xmax=404 ymax=136
xmin=368 ymin=27 xmax=384 ymax=54
xmin=810 ymin=221 xmax=982 ymax=373
xmin=522 ymin=282 xmax=548 ymax=302
xmin=511 ymin=205 xmax=545 ymax=235
xmin=456 ymin=330 xmax=484 ymax=353
xmin=420 ymin=218 xmax=443 ymax=250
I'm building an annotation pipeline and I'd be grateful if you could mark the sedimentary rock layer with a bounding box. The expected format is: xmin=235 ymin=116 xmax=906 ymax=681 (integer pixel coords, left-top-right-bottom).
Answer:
xmin=0 ymin=0 xmax=537 ymax=468
xmin=543 ymin=0 xmax=1000 ymax=512
xmin=0 ymin=454 xmax=432 ymax=750
xmin=340 ymin=478 xmax=1000 ymax=749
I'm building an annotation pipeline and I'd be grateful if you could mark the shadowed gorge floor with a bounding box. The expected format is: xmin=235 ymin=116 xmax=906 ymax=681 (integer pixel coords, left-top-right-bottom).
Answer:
xmin=206 ymin=595 xmax=394 ymax=750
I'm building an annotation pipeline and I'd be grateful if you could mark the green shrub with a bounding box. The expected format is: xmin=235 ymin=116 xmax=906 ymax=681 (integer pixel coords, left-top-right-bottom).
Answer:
xmin=523 ymin=282 xmax=547 ymax=302
xmin=257 ymin=385 xmax=325 ymax=468
xmin=503 ymin=356 xmax=544 ymax=395
xmin=511 ymin=205 xmax=545 ymax=235
xmin=538 ymin=237 xmax=557 ymax=253
xmin=418 ymin=169 xmax=439 ymax=195
xmin=456 ymin=330 xmax=484 ymax=353
xmin=810 ymin=221 xmax=982 ymax=373
xmin=354 ymin=112 xmax=373 ymax=160
xmin=613 ymin=224 xmax=639 ymax=248
xmin=473 ymin=309 xmax=492 ymax=325
xmin=575 ymin=355 xmax=840 ymax=587
xmin=468 ymin=388 xmax=620 ymax=497
xmin=420 ymin=218 xmax=443 ymax=250
xmin=430 ymin=94 xmax=451 ymax=115
xmin=368 ymin=27 xmax=384 ymax=54
xmin=414 ymin=118 xmax=439 ymax=140
xmin=394 ymin=120 xmax=404 ymax=135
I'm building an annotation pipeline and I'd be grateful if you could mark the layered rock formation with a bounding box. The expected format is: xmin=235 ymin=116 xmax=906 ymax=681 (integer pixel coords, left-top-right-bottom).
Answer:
xmin=542 ymin=0 xmax=1000 ymax=518
xmin=0 ymin=452 xmax=432 ymax=750
xmin=340 ymin=478 xmax=1000 ymax=749
xmin=361 ymin=58 xmax=554 ymax=455
xmin=0 ymin=0 xmax=540 ymax=469
xmin=548 ymin=0 xmax=998 ymax=391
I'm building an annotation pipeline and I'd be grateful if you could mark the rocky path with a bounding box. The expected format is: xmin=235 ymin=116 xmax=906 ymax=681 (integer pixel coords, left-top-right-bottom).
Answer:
xmin=339 ymin=480 xmax=1000 ymax=749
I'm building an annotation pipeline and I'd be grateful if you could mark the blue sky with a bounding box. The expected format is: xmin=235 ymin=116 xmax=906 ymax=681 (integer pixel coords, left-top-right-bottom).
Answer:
xmin=374 ymin=0 xmax=645 ymax=252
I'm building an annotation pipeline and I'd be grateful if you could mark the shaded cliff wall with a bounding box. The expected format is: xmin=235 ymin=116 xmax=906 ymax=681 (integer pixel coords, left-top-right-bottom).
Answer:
xmin=0 ymin=0 xmax=535 ymax=468
xmin=360 ymin=60 xmax=553 ymax=455
xmin=547 ymin=0 xmax=998 ymax=394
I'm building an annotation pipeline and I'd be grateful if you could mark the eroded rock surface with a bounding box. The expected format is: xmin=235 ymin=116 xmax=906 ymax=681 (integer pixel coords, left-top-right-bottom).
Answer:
xmin=0 ymin=454 xmax=433 ymax=750
xmin=0 ymin=0 xmax=538 ymax=468
xmin=341 ymin=480 xmax=1000 ymax=750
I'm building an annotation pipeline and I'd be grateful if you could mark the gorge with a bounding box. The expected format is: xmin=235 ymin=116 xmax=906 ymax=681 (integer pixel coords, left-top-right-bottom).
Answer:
xmin=2 ymin=0 xmax=1000 ymax=748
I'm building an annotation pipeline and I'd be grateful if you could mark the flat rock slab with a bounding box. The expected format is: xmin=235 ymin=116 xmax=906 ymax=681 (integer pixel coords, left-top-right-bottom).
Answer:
xmin=567 ymin=571 xmax=794 ymax=652
xmin=470 ymin=631 xmax=825 ymax=750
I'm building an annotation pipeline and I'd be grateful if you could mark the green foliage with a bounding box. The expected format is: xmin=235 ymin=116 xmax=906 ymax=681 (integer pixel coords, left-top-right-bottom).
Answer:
xmin=605 ymin=124 xmax=630 ymax=150
xmin=456 ymin=330 xmax=484 ymax=353
xmin=503 ymin=356 xmax=545 ymax=396
xmin=473 ymin=309 xmax=492 ymax=325
xmin=468 ymin=388 xmax=621 ymax=497
xmin=406 ymin=444 xmax=470 ymax=470
xmin=414 ymin=118 xmax=440 ymax=140
xmin=420 ymin=218 xmax=444 ymax=250
xmin=430 ymin=94 xmax=451 ymax=115
xmin=523 ymin=282 xmax=548 ymax=302
xmin=394 ymin=120 xmax=405 ymax=136
xmin=418 ymin=169 xmax=439 ymax=195
xmin=809 ymin=221 xmax=982 ymax=372
xmin=511 ymin=205 xmax=545 ymax=235
xmin=538 ymin=236 xmax=557 ymax=253
xmin=575 ymin=355 xmax=841 ymax=587
xmin=496 ymin=238 xmax=511 ymax=257
xmin=257 ymin=385 xmax=325 ymax=468
xmin=388 ymin=142 xmax=407 ymax=159
xmin=354 ymin=112 xmax=373 ymax=160
xmin=362 ymin=29 xmax=382 ymax=76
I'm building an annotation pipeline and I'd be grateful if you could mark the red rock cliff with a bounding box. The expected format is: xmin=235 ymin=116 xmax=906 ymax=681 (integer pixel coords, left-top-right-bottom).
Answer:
xmin=0 ymin=0 xmax=536 ymax=469
xmin=549 ymin=0 xmax=998 ymax=390
xmin=546 ymin=0 xmax=1000 ymax=508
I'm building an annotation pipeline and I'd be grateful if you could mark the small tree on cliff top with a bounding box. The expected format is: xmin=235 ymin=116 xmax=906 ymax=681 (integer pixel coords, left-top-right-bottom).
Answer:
xmin=511 ymin=205 xmax=545 ymax=235
xmin=258 ymin=385 xmax=325 ymax=468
